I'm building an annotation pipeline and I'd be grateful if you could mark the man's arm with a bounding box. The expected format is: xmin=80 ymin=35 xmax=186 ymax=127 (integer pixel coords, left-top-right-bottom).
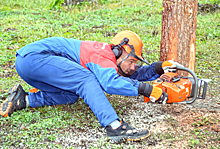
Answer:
xmin=129 ymin=62 xmax=160 ymax=81
xmin=86 ymin=59 xmax=140 ymax=96
xmin=86 ymin=58 xmax=168 ymax=104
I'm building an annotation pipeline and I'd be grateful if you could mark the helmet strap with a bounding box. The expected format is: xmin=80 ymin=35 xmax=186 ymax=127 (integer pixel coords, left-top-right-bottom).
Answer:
xmin=117 ymin=54 xmax=142 ymax=77
xmin=116 ymin=50 xmax=136 ymax=77
xmin=117 ymin=65 xmax=130 ymax=77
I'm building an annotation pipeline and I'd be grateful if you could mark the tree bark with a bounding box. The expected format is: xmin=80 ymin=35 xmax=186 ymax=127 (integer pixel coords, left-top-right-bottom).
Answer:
xmin=160 ymin=0 xmax=198 ymax=76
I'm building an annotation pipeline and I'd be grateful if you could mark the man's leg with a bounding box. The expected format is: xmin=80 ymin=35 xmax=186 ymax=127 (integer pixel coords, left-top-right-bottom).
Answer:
xmin=5 ymin=52 xmax=150 ymax=142
xmin=14 ymin=53 xmax=119 ymax=128
xmin=27 ymin=90 xmax=79 ymax=108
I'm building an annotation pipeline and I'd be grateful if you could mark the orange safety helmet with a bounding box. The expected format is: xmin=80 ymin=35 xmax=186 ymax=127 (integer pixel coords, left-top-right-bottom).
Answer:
xmin=110 ymin=30 xmax=144 ymax=61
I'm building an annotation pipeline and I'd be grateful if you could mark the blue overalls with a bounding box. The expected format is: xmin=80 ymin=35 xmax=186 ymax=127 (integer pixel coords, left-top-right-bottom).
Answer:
xmin=15 ymin=37 xmax=159 ymax=127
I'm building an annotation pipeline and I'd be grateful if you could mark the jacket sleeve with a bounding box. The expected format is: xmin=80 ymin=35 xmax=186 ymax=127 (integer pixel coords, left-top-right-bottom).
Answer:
xmin=85 ymin=59 xmax=140 ymax=96
xmin=129 ymin=62 xmax=160 ymax=81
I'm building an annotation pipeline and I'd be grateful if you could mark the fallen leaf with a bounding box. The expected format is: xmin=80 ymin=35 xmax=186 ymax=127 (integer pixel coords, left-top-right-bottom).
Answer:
xmin=6 ymin=45 xmax=19 ymax=50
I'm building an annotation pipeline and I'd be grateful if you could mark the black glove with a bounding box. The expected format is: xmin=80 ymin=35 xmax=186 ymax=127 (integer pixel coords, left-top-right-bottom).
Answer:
xmin=138 ymin=83 xmax=153 ymax=98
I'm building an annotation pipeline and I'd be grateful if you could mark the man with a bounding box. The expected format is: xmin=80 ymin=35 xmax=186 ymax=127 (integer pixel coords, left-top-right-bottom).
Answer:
xmin=0 ymin=31 xmax=182 ymax=142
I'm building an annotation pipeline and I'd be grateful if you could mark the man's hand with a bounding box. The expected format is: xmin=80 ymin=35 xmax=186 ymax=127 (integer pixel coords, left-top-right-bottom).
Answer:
xmin=154 ymin=90 xmax=168 ymax=104
xmin=149 ymin=86 xmax=168 ymax=104
xmin=138 ymin=83 xmax=168 ymax=104
xmin=162 ymin=60 xmax=184 ymax=73
xmin=155 ymin=60 xmax=184 ymax=75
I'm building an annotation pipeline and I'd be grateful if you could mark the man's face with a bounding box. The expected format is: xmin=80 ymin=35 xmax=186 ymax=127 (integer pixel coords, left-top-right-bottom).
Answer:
xmin=116 ymin=54 xmax=138 ymax=75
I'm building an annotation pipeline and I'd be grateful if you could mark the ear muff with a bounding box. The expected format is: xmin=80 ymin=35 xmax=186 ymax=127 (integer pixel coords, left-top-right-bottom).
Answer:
xmin=112 ymin=45 xmax=122 ymax=59
xmin=112 ymin=38 xmax=129 ymax=59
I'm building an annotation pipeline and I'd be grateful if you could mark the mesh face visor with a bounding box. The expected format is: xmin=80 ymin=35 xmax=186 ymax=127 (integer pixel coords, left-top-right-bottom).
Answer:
xmin=117 ymin=44 xmax=150 ymax=77
xmin=129 ymin=44 xmax=150 ymax=65
xmin=117 ymin=44 xmax=150 ymax=67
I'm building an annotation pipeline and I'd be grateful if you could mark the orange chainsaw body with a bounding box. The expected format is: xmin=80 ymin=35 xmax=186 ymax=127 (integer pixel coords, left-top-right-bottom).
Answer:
xmin=144 ymin=72 xmax=192 ymax=103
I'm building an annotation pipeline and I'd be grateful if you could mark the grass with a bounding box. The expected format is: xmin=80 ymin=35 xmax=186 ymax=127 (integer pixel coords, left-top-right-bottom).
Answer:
xmin=1 ymin=107 xmax=73 ymax=147
xmin=0 ymin=0 xmax=220 ymax=148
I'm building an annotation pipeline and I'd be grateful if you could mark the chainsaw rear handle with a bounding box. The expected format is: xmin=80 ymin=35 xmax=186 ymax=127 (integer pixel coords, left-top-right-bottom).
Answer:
xmin=173 ymin=66 xmax=198 ymax=104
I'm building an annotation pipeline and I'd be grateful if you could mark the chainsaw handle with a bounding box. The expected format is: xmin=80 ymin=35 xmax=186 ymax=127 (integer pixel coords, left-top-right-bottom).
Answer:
xmin=173 ymin=66 xmax=198 ymax=104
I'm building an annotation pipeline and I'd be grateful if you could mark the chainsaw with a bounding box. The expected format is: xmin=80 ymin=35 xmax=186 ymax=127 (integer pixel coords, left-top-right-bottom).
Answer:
xmin=144 ymin=66 xmax=208 ymax=104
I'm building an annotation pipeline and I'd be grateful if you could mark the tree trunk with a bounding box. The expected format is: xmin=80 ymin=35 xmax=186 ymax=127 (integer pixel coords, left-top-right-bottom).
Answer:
xmin=160 ymin=0 xmax=198 ymax=76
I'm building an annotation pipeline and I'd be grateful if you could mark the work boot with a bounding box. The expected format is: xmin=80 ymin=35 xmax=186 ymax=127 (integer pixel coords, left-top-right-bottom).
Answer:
xmin=0 ymin=84 xmax=27 ymax=117
xmin=106 ymin=119 xmax=150 ymax=143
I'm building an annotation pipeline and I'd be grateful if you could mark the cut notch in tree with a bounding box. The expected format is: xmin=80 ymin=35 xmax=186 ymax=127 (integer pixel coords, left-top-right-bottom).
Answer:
xmin=160 ymin=0 xmax=198 ymax=76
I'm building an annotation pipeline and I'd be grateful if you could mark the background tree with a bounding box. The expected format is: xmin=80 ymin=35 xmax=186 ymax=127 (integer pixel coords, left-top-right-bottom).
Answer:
xmin=160 ymin=0 xmax=198 ymax=75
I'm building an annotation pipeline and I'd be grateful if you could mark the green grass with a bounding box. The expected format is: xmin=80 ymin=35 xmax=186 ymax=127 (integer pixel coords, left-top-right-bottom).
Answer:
xmin=0 ymin=0 xmax=220 ymax=148
xmin=1 ymin=106 xmax=74 ymax=147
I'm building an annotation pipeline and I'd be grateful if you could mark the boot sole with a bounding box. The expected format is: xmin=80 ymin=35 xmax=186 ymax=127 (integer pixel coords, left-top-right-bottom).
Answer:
xmin=0 ymin=84 xmax=21 ymax=117
xmin=110 ymin=132 xmax=151 ymax=143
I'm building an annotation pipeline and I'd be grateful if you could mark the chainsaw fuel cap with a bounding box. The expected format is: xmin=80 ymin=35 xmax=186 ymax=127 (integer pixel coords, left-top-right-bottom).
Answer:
xmin=171 ymin=76 xmax=180 ymax=82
